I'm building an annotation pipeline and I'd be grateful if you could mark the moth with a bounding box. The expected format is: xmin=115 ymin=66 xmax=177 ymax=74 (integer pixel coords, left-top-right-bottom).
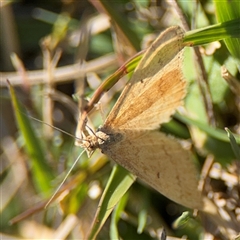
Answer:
xmin=79 ymin=26 xmax=203 ymax=209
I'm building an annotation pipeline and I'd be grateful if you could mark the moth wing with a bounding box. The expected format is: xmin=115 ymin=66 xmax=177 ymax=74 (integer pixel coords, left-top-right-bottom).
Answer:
xmin=102 ymin=130 xmax=203 ymax=209
xmin=104 ymin=26 xmax=186 ymax=130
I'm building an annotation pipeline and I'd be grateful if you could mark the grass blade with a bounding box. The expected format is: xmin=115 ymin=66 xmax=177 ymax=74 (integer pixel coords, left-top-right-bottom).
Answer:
xmin=214 ymin=0 xmax=240 ymax=63
xmin=8 ymin=81 xmax=53 ymax=194
xmin=88 ymin=165 xmax=136 ymax=239
xmin=225 ymin=128 xmax=240 ymax=160
xmin=184 ymin=18 xmax=240 ymax=46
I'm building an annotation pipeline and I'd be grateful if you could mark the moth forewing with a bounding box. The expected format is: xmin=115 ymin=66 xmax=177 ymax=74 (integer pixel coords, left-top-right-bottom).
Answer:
xmin=104 ymin=26 xmax=186 ymax=130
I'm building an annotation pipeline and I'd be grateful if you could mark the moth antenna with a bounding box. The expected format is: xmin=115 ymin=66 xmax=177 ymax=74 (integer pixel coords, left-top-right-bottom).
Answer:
xmin=24 ymin=113 xmax=84 ymax=143
xmin=86 ymin=124 xmax=105 ymax=142
xmin=86 ymin=124 xmax=95 ymax=136
xmin=45 ymin=149 xmax=86 ymax=208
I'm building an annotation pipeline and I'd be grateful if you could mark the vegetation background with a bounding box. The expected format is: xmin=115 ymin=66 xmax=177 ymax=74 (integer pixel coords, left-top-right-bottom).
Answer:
xmin=1 ymin=0 xmax=239 ymax=239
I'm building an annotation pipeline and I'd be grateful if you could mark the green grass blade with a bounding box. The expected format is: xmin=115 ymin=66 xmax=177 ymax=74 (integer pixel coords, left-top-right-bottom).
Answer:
xmin=214 ymin=0 xmax=240 ymax=62
xmin=88 ymin=165 xmax=136 ymax=239
xmin=110 ymin=192 xmax=129 ymax=239
xmin=184 ymin=18 xmax=240 ymax=46
xmin=8 ymin=81 xmax=53 ymax=194
xmin=225 ymin=128 xmax=240 ymax=160
xmin=175 ymin=113 xmax=240 ymax=144
xmin=173 ymin=211 xmax=190 ymax=228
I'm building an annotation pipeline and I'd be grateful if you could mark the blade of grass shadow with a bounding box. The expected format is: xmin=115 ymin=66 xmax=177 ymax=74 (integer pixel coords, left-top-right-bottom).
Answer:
xmin=8 ymin=81 xmax=53 ymax=194
xmin=88 ymin=165 xmax=136 ymax=239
